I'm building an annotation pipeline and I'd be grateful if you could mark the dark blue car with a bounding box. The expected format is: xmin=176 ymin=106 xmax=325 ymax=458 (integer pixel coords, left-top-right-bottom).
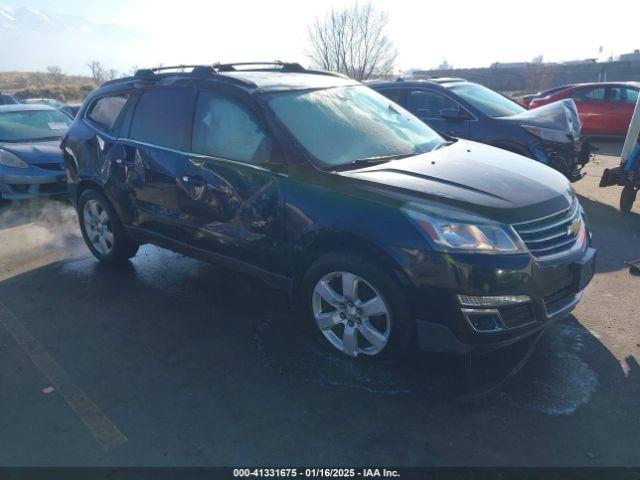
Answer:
xmin=62 ymin=63 xmax=595 ymax=362
xmin=369 ymin=78 xmax=592 ymax=182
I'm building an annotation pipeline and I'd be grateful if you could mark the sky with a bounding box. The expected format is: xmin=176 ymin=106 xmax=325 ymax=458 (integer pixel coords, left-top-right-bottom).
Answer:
xmin=0 ymin=0 xmax=637 ymax=76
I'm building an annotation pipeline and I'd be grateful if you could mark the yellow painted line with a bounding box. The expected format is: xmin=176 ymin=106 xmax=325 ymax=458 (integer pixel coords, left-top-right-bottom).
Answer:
xmin=0 ymin=301 xmax=127 ymax=451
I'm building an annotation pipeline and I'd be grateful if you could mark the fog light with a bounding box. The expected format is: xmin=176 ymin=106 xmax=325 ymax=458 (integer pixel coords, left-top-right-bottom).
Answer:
xmin=462 ymin=309 xmax=503 ymax=332
xmin=457 ymin=294 xmax=531 ymax=307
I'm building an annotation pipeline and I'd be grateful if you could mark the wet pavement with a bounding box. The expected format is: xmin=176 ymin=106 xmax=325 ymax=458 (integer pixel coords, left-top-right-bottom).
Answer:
xmin=0 ymin=144 xmax=639 ymax=466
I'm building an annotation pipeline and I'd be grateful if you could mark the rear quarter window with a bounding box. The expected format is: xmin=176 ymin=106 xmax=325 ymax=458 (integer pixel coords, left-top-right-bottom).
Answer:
xmin=86 ymin=94 xmax=129 ymax=131
xmin=129 ymin=88 xmax=193 ymax=150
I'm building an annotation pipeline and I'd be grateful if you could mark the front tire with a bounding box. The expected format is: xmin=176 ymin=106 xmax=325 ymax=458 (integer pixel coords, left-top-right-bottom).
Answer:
xmin=301 ymin=253 xmax=415 ymax=360
xmin=78 ymin=189 xmax=139 ymax=264
xmin=620 ymin=185 xmax=637 ymax=214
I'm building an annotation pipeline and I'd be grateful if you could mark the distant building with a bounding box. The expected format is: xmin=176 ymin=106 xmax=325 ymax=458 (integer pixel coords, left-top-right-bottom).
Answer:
xmin=562 ymin=58 xmax=597 ymax=65
xmin=490 ymin=62 xmax=529 ymax=69
xmin=620 ymin=49 xmax=640 ymax=62
xmin=438 ymin=59 xmax=452 ymax=70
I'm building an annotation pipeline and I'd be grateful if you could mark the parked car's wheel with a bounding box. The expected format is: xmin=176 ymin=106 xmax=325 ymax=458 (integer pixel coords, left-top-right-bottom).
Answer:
xmin=620 ymin=185 xmax=637 ymax=214
xmin=301 ymin=253 xmax=415 ymax=360
xmin=78 ymin=189 xmax=139 ymax=264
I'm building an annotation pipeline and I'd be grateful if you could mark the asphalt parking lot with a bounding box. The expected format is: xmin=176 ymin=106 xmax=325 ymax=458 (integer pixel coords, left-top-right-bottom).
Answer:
xmin=0 ymin=141 xmax=639 ymax=467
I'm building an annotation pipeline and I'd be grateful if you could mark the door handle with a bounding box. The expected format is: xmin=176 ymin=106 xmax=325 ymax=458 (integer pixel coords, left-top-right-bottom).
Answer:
xmin=182 ymin=175 xmax=207 ymax=186
xmin=114 ymin=158 xmax=135 ymax=166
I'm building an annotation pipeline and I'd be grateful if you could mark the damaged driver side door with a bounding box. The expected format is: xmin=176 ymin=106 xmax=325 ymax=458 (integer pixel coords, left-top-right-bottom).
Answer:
xmin=177 ymin=88 xmax=287 ymax=277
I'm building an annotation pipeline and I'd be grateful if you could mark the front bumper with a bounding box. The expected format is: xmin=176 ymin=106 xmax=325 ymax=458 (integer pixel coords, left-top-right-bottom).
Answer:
xmin=0 ymin=165 xmax=68 ymax=200
xmin=391 ymin=244 xmax=596 ymax=354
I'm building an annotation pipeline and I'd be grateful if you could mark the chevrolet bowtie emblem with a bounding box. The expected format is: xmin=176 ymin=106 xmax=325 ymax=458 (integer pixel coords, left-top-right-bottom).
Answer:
xmin=567 ymin=218 xmax=581 ymax=236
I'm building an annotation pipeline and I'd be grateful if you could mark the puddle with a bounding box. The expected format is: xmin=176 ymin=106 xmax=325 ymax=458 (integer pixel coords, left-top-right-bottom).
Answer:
xmin=503 ymin=321 xmax=599 ymax=416
xmin=255 ymin=314 xmax=601 ymax=415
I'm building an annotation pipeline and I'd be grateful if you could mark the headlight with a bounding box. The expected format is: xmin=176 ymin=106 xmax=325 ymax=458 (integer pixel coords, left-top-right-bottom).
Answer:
xmin=522 ymin=125 xmax=572 ymax=144
xmin=0 ymin=149 xmax=29 ymax=169
xmin=401 ymin=202 xmax=526 ymax=254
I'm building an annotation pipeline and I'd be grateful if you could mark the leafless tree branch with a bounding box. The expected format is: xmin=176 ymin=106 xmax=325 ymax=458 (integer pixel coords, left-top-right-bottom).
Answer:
xmin=306 ymin=2 xmax=397 ymax=81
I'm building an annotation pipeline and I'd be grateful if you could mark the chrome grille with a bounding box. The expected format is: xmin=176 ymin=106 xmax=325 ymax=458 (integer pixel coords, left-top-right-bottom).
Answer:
xmin=512 ymin=200 xmax=583 ymax=260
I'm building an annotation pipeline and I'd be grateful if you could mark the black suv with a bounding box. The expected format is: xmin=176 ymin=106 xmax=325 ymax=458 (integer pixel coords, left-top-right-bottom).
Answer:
xmin=62 ymin=62 xmax=596 ymax=360
xmin=369 ymin=78 xmax=592 ymax=182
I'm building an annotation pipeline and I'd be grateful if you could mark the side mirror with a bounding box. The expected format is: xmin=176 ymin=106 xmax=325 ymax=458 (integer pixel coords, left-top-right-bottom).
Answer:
xmin=440 ymin=108 xmax=465 ymax=121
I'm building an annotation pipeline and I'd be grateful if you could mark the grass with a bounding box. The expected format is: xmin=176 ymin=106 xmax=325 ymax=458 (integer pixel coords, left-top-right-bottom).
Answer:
xmin=0 ymin=72 xmax=97 ymax=103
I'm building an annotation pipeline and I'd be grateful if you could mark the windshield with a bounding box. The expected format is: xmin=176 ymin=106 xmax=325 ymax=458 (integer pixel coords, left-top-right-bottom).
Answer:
xmin=267 ymin=85 xmax=444 ymax=168
xmin=0 ymin=110 xmax=72 ymax=142
xmin=450 ymin=83 xmax=525 ymax=117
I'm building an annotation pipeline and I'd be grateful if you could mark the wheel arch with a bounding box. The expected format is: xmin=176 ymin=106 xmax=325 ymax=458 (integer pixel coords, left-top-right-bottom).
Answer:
xmin=76 ymin=179 xmax=135 ymax=225
xmin=291 ymin=230 xmax=415 ymax=307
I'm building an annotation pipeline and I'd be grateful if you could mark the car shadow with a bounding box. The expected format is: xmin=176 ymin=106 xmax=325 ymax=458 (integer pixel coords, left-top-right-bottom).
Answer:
xmin=578 ymin=194 xmax=640 ymax=274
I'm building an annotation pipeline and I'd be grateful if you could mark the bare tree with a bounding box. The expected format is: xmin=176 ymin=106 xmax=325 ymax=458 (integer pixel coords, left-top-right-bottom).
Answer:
xmin=307 ymin=2 xmax=397 ymax=81
xmin=87 ymin=61 xmax=106 ymax=84
xmin=105 ymin=69 xmax=119 ymax=81
xmin=46 ymin=65 xmax=64 ymax=84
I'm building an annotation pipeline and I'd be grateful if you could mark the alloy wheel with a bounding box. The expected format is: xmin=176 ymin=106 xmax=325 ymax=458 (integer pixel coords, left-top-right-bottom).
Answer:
xmin=312 ymin=271 xmax=391 ymax=357
xmin=83 ymin=199 xmax=114 ymax=255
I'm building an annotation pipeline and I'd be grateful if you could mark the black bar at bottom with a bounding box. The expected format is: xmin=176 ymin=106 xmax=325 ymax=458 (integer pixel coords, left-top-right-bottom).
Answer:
xmin=0 ymin=467 xmax=639 ymax=480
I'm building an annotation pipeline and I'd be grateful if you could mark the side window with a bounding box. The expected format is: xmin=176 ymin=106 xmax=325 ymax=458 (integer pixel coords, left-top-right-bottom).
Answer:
xmin=377 ymin=88 xmax=404 ymax=104
xmin=406 ymin=90 xmax=463 ymax=119
xmin=624 ymin=87 xmax=639 ymax=104
xmin=87 ymin=94 xmax=129 ymax=131
xmin=607 ymin=87 xmax=625 ymax=102
xmin=192 ymin=91 xmax=272 ymax=165
xmin=573 ymin=87 xmax=605 ymax=102
xmin=129 ymin=88 xmax=192 ymax=150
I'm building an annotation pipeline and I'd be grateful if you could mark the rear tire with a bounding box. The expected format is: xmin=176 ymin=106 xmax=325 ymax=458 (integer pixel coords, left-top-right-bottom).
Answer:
xmin=301 ymin=253 xmax=415 ymax=361
xmin=78 ymin=189 xmax=139 ymax=264
xmin=620 ymin=186 xmax=637 ymax=214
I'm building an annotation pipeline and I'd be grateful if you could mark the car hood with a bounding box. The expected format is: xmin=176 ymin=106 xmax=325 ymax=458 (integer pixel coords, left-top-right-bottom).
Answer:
xmin=0 ymin=140 xmax=64 ymax=165
xmin=498 ymin=99 xmax=581 ymax=141
xmin=338 ymin=140 xmax=574 ymax=224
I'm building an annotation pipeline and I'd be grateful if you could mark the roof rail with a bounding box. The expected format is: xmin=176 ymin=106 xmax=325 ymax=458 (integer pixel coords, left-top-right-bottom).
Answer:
xmin=131 ymin=61 xmax=350 ymax=83
xmin=214 ymin=61 xmax=305 ymax=72
xmin=428 ymin=77 xmax=467 ymax=83
xmin=148 ymin=64 xmax=208 ymax=73
xmin=132 ymin=62 xmax=300 ymax=79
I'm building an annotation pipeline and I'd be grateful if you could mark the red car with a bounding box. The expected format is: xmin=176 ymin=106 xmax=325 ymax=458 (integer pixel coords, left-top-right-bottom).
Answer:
xmin=519 ymin=84 xmax=574 ymax=109
xmin=529 ymin=82 xmax=640 ymax=136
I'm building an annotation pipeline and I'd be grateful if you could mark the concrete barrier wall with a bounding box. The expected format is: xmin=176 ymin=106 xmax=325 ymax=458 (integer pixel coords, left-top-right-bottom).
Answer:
xmin=414 ymin=61 xmax=640 ymax=94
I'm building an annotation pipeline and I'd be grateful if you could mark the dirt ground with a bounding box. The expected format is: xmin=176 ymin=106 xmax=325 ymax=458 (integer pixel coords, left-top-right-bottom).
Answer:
xmin=0 ymin=141 xmax=638 ymax=467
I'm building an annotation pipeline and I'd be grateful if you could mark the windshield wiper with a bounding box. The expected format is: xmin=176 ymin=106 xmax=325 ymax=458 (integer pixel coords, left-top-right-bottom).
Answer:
xmin=331 ymin=153 xmax=417 ymax=171
xmin=433 ymin=141 xmax=454 ymax=150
